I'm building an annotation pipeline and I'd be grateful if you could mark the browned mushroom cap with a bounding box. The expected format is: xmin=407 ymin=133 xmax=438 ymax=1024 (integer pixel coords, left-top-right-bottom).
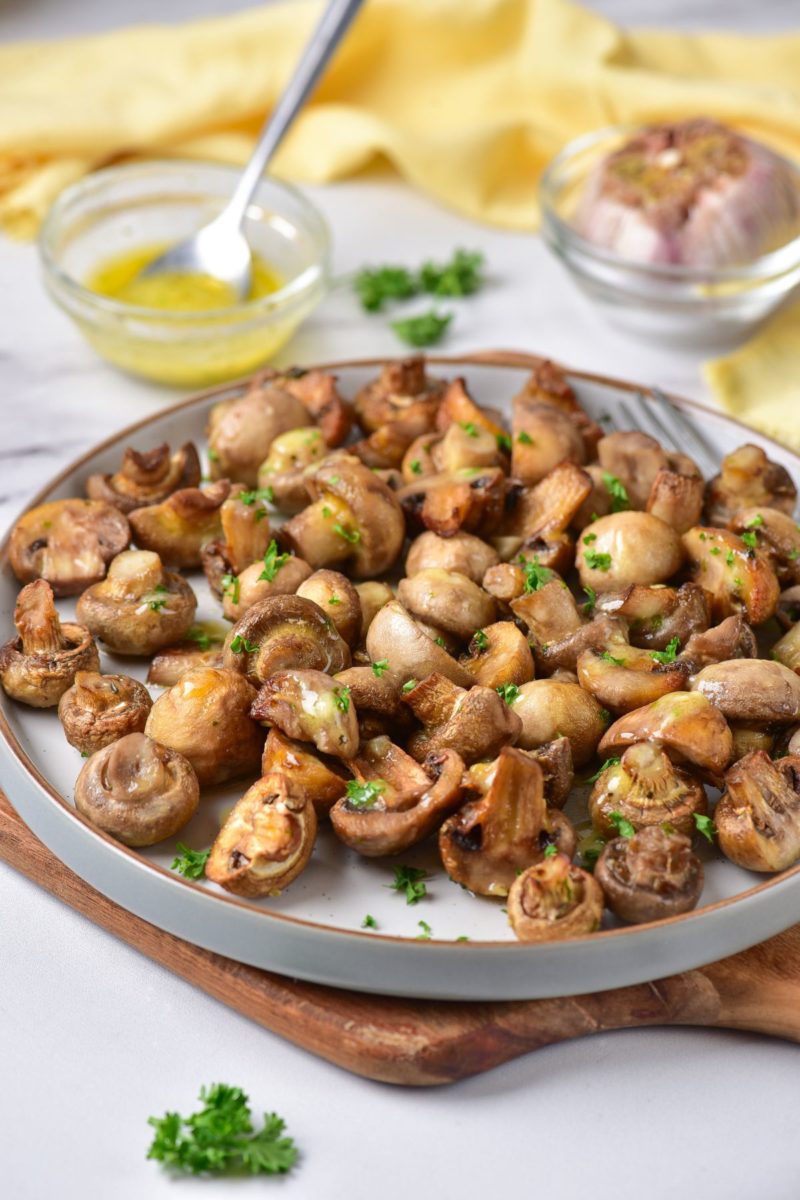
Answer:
xmin=730 ymin=722 xmax=775 ymax=763
xmin=251 ymin=668 xmax=359 ymax=759
xmin=365 ymin=601 xmax=474 ymax=687
xmin=201 ymin=487 xmax=274 ymax=593
xmin=144 ymin=667 xmax=263 ymax=787
xmin=716 ymin=751 xmax=800 ymax=871
xmin=261 ymin=727 xmax=347 ymax=818
xmin=588 ymin=742 xmax=706 ymax=838
xmin=354 ymin=581 xmax=395 ymax=641
xmin=646 ymin=468 xmax=704 ymax=534
xmin=223 ymin=594 xmax=350 ymax=687
xmin=771 ymin=621 xmax=800 ymax=673
xmin=405 ymin=531 xmax=499 ymax=583
xmin=512 ymin=395 xmax=586 ymax=485
xmin=576 ymin=512 xmax=684 ymax=593
xmin=597 ymin=431 xmax=669 ymax=509
xmin=577 ymin=630 xmax=689 ymax=714
xmin=205 ymin=773 xmax=317 ymax=897
xmin=206 ymin=379 xmax=309 ymax=486
xmin=599 ymin=691 xmax=733 ymax=775
xmin=690 ymin=658 xmax=800 ymax=724
xmin=679 ymin=614 xmax=757 ymax=672
xmin=595 ymin=827 xmax=703 ymax=924
xmin=596 ymin=582 xmax=710 ymax=651
xmin=435 ymin=376 xmax=506 ymax=439
xmin=281 ymin=458 xmax=405 ymax=578
xmin=75 ymin=550 xmax=196 ymax=656
xmin=86 ymin=442 xmax=201 ymax=514
xmin=0 ymin=580 xmax=99 ymax=707
xmin=330 ymin=739 xmax=465 ymax=856
xmin=509 ymin=856 xmax=603 ymax=942
xmin=729 ymin=506 xmax=800 ymax=584
xmin=354 ymin=355 xmax=445 ymax=434
xmin=512 ymin=679 xmax=606 ymax=766
xmin=403 ymin=672 xmax=522 ymax=765
xmin=222 ymin=551 xmax=313 ymax=623
xmin=269 ymin=368 xmax=352 ymax=446
xmin=397 ymin=466 xmax=506 ymax=540
xmin=460 ymin=621 xmax=534 ymax=690
xmin=256 ymin=426 xmax=327 ymax=513
xmin=147 ymin=632 xmax=227 ymax=687
xmin=705 ymin=444 xmax=797 ymax=526
xmin=682 ymin=526 xmax=779 ymax=625
xmin=74 ymin=732 xmax=199 ymax=847
xmin=495 ymin=462 xmax=592 ymax=569
xmin=512 ymin=360 xmax=602 ymax=456
xmin=296 ymin=570 xmax=362 ymax=647
xmin=58 ymin=671 xmax=152 ymax=756
xmin=465 ymin=736 xmax=574 ymax=810
xmin=9 ymin=499 xmax=130 ymax=596
xmin=129 ymin=481 xmax=230 ymax=569
xmin=397 ymin=568 xmax=496 ymax=643
xmin=439 ymin=747 xmax=575 ymax=896
xmin=332 ymin=665 xmax=409 ymax=739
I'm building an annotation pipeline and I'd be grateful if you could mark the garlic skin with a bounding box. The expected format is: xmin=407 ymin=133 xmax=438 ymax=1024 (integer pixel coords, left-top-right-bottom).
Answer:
xmin=576 ymin=119 xmax=800 ymax=268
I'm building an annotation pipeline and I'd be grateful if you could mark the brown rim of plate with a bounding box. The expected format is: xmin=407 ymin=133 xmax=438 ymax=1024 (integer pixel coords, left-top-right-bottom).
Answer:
xmin=1 ymin=349 xmax=798 ymax=950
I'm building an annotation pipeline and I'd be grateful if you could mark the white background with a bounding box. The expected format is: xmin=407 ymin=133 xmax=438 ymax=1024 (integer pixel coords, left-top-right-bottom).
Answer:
xmin=2 ymin=3 xmax=800 ymax=1198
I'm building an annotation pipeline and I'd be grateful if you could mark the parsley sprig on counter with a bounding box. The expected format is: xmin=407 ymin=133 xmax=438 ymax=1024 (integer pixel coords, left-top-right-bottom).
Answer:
xmin=354 ymin=249 xmax=485 ymax=345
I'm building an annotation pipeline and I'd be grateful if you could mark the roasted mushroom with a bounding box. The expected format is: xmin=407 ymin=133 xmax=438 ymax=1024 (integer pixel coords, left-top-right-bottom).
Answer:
xmin=576 ymin=512 xmax=684 ymax=592
xmin=74 ymin=732 xmax=199 ymax=846
xmin=251 ymin=668 xmax=359 ymax=759
xmin=512 ymin=678 xmax=606 ymax=766
xmin=397 ymin=466 xmax=506 ymax=540
xmin=690 ymin=658 xmax=800 ymax=724
xmin=729 ymin=506 xmax=800 ymax=585
xmin=144 ymin=667 xmax=264 ymax=786
xmin=595 ymin=827 xmax=703 ymax=924
xmin=147 ymin=629 xmax=227 ymax=687
xmin=296 ymin=570 xmax=362 ymax=647
xmin=439 ymin=746 xmax=575 ymax=896
xmin=508 ymin=857 xmax=604 ymax=942
xmin=221 ymin=548 xmax=313 ymax=622
xmin=678 ymin=614 xmax=757 ymax=672
xmin=705 ymin=444 xmax=796 ymax=526
xmin=9 ymin=499 xmax=130 ymax=596
xmin=576 ymin=631 xmax=689 ymax=713
xmin=459 ymin=621 xmax=534 ymax=690
xmin=402 ymin=672 xmax=522 ymax=765
xmin=404 ymin=530 xmax=499 ymax=583
xmin=646 ymin=468 xmax=704 ymax=534
xmin=58 ymin=671 xmax=152 ymax=756
xmin=715 ymin=751 xmax=800 ymax=871
xmin=596 ymin=582 xmax=710 ymax=652
xmin=129 ymin=481 xmax=230 ymax=569
xmin=76 ymin=550 xmax=196 ymax=656
xmin=86 ymin=442 xmax=201 ymax=513
xmin=0 ymin=580 xmax=99 ymax=707
xmin=365 ymin=601 xmax=474 ymax=687
xmin=354 ymin=356 xmax=444 ymax=434
xmin=599 ymin=691 xmax=733 ymax=776
xmin=261 ymin=727 xmax=348 ymax=818
xmin=771 ymin=621 xmax=800 ymax=673
xmin=256 ymin=426 xmax=328 ymax=513
xmin=332 ymin=665 xmax=409 ymax=740
xmin=682 ymin=526 xmax=779 ymax=624
xmin=201 ymin=487 xmax=274 ymax=595
xmin=223 ymin=594 xmax=350 ymax=687
xmin=588 ymin=743 xmax=706 ymax=838
xmin=205 ymin=773 xmax=317 ymax=896
xmin=494 ymin=462 xmax=592 ymax=569
xmin=354 ymin=581 xmax=395 ymax=641
xmin=596 ymin=430 xmax=668 ymax=509
xmin=330 ymin=739 xmax=464 ymax=855
xmin=512 ymin=384 xmax=586 ymax=484
xmin=397 ymin=569 xmax=496 ymax=643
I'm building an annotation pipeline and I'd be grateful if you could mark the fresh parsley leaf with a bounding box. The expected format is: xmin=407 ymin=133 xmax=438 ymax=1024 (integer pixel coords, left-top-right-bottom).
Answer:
xmin=543 ymin=844 xmax=558 ymax=858
xmin=710 ymin=546 xmax=721 ymax=556
xmin=473 ymin=629 xmax=489 ymax=651
xmin=582 ymin=585 xmax=597 ymax=615
xmin=221 ymin=573 xmax=240 ymax=605
xmin=361 ymin=914 xmax=378 ymax=929
xmin=496 ymin=432 xmax=512 ymax=453
xmin=418 ymin=248 xmax=484 ymax=297
xmin=207 ymin=448 xmax=220 ymax=462
xmin=328 ymin=594 xmax=342 ymax=605
xmin=410 ymin=459 xmax=423 ymax=475
xmin=741 ymin=530 xmax=758 ymax=550
xmin=519 ymin=554 xmax=554 ymax=593
xmin=238 ymin=487 xmax=274 ymax=507
xmin=416 ymin=920 xmax=433 ymax=940
xmin=789 ymin=549 xmax=800 ymax=561
xmin=726 ymin=549 xmax=736 ymax=566
xmin=386 ymin=865 xmax=428 ymax=905
xmin=434 ymin=636 xmax=446 ymax=647
xmin=744 ymin=513 xmax=764 ymax=528
xmin=455 ymin=935 xmax=470 ymax=942
xmin=345 ymin=778 xmax=385 ymax=809
xmin=258 ymin=540 xmax=290 ymax=583
xmin=334 ymin=685 xmax=351 ymax=713
xmin=354 ymin=264 xmax=417 ymax=312
xmin=402 ymin=679 xmax=418 ymax=694
xmin=147 ymin=597 xmax=168 ymax=612
xmin=583 ymin=533 xmax=597 ymax=545
xmin=460 ymin=421 xmax=480 ymax=438
xmin=694 ymin=812 xmax=717 ymax=844
xmin=585 ymin=550 xmax=612 ymax=571
xmin=332 ymin=522 xmax=361 ymax=544
xmin=602 ymin=471 xmax=630 ymax=512
xmin=599 ymin=708 xmax=611 ymax=725
xmin=651 ymin=636 xmax=680 ymax=664
xmin=229 ymin=634 xmax=259 ymax=654
xmin=171 ymin=844 xmax=210 ymax=880
xmin=517 ymin=430 xmax=534 ymax=446
xmin=585 ymin=756 xmax=621 ymax=784
xmin=579 ymin=834 xmax=607 ymax=872
xmin=391 ymin=309 xmax=452 ymax=348
xmin=600 ymin=650 xmax=626 ymax=666
xmin=609 ymin=811 xmax=636 ymax=838
xmin=371 ymin=659 xmax=390 ymax=678
xmin=186 ymin=625 xmax=222 ymax=651
xmin=496 ymin=682 xmax=520 ymax=705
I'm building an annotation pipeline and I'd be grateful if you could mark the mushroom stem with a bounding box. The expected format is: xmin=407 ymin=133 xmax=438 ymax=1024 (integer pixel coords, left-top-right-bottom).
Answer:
xmin=104 ymin=550 xmax=164 ymax=598
xmin=15 ymin=579 xmax=64 ymax=654
xmin=282 ymin=496 xmax=355 ymax=568
xmin=221 ymin=492 xmax=273 ymax=574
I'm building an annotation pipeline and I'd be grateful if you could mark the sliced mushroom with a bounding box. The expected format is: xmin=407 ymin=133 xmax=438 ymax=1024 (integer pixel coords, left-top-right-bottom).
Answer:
xmin=330 ymin=740 xmax=464 ymax=856
xmin=332 ymin=665 xmax=409 ymax=740
xmin=405 ymin=531 xmax=499 ymax=583
xmin=397 ymin=466 xmax=506 ymax=540
xmin=222 ymin=551 xmax=313 ymax=623
xmin=577 ymin=631 xmax=689 ymax=714
xmin=74 ymin=732 xmax=199 ymax=846
xmin=222 ymin=594 xmax=350 ymax=688
xmin=251 ymin=668 xmax=359 ymax=758
xmin=465 ymin=737 xmax=574 ymax=810
xmin=354 ymin=581 xmax=395 ymax=641
xmin=76 ymin=550 xmax=196 ymax=656
xmin=460 ymin=621 xmax=534 ymax=689
xmin=9 ymin=499 xmax=130 ymax=596
xmin=261 ymin=727 xmax=347 ymax=819
xmin=128 ymin=481 xmax=230 ymax=569
xmin=599 ymin=691 xmax=733 ymax=775
xmin=206 ymin=379 xmax=311 ymax=486
xmin=646 ymin=468 xmax=704 ymax=534
xmin=397 ymin=569 xmax=496 ymax=643
xmin=268 ymin=367 xmax=352 ymax=446
xmin=58 ymin=671 xmax=152 ymax=756
xmin=513 ymin=361 xmax=603 ymax=457
xmin=716 ymin=751 xmax=800 ymax=872
xmin=678 ymin=614 xmax=757 ymax=672
xmin=588 ymin=743 xmax=706 ymax=838
xmin=494 ymin=462 xmax=592 ymax=567
xmin=512 ymin=393 xmax=586 ymax=485
xmin=597 ymin=430 xmax=668 ymax=509
xmin=205 ymin=773 xmax=317 ymax=896
xmin=511 ymin=578 xmax=617 ymax=675
xmin=482 ymin=561 xmax=530 ymax=606
xmin=296 ymin=570 xmax=362 ymax=647
xmin=365 ymin=601 xmax=474 ymax=687
xmin=144 ymin=667 xmax=264 ymax=786
xmin=705 ymin=444 xmax=797 ymax=526
xmin=597 ymin=582 xmax=710 ymax=652
xmin=402 ymin=672 xmax=522 ymax=765
xmin=354 ymin=356 xmax=444 ymax=434
xmin=690 ymin=659 xmax=800 ymax=724
xmin=508 ymin=857 xmax=604 ymax=942
xmin=435 ymin=377 xmax=506 ymax=441
xmin=439 ymin=747 xmax=575 ymax=896
xmin=512 ymin=678 xmax=606 ymax=766
xmin=86 ymin=442 xmax=201 ymax=514
xmin=595 ymin=827 xmax=703 ymax=924
xmin=729 ymin=507 xmax=800 ymax=585
xmin=576 ymin=512 xmax=684 ymax=592
xmin=0 ymin=580 xmax=99 ymax=707
xmin=682 ymin=526 xmax=779 ymax=624
xmin=201 ymin=487 xmax=274 ymax=594
xmin=256 ymin=426 xmax=328 ymax=513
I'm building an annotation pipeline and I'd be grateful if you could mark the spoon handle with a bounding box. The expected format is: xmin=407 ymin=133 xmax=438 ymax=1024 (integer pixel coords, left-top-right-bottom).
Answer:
xmin=223 ymin=0 xmax=365 ymax=229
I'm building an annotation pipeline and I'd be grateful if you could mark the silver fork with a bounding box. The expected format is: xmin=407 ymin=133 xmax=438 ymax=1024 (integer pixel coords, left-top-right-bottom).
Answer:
xmin=615 ymin=389 xmax=719 ymax=475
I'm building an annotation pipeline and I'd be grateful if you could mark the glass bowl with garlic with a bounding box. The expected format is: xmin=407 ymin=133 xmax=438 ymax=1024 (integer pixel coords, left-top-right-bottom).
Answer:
xmin=539 ymin=119 xmax=800 ymax=351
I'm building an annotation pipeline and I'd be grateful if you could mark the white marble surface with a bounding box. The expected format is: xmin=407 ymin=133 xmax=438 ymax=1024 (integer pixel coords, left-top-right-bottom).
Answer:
xmin=3 ymin=3 xmax=800 ymax=1199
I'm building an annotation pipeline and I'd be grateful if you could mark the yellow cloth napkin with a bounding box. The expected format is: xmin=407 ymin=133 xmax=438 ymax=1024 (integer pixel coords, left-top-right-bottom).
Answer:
xmin=1 ymin=0 xmax=799 ymax=436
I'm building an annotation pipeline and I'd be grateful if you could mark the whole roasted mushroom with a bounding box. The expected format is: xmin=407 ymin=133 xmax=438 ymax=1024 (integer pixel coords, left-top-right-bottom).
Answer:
xmin=508 ymin=857 xmax=604 ymax=942
xmin=205 ymin=773 xmax=317 ymax=897
xmin=439 ymin=747 xmax=575 ymax=896
xmin=596 ymin=430 xmax=668 ymax=509
xmin=402 ymin=672 xmax=522 ymax=765
xmin=129 ymin=481 xmax=230 ymax=569
xmin=296 ymin=570 xmax=362 ymax=647
xmin=74 ymin=732 xmax=199 ymax=846
xmin=588 ymin=743 xmax=706 ymax=838
xmin=86 ymin=442 xmax=201 ymax=513
xmin=261 ymin=727 xmax=348 ymax=818
xmin=682 ymin=526 xmax=779 ymax=625
xmin=715 ymin=751 xmax=800 ymax=872
xmin=76 ymin=550 xmax=196 ymax=656
xmin=223 ymin=594 xmax=350 ymax=687
xmin=405 ymin=530 xmax=499 ymax=583
xmin=595 ymin=827 xmax=703 ymax=924
xmin=251 ymin=668 xmax=359 ymax=759
xmin=365 ymin=601 xmax=474 ymax=687
xmin=576 ymin=512 xmax=684 ymax=592
xmin=705 ymin=444 xmax=796 ymax=525
xmin=690 ymin=658 xmax=800 ymax=724
xmin=512 ymin=679 xmax=606 ymax=766
xmin=599 ymin=691 xmax=733 ymax=776
xmin=0 ymin=580 xmax=99 ymax=707
xmin=397 ymin=569 xmax=496 ymax=642
xmin=646 ymin=468 xmax=704 ymax=534
xmin=145 ymin=667 xmax=264 ymax=786
xmin=330 ymin=739 xmax=464 ymax=856
xmin=58 ymin=671 xmax=152 ymax=756
xmin=9 ymin=499 xmax=130 ymax=596
xmin=512 ymin=387 xmax=586 ymax=484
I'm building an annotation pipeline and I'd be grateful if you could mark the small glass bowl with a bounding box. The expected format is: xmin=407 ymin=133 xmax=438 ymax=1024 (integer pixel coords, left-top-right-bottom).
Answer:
xmin=539 ymin=127 xmax=800 ymax=352
xmin=39 ymin=161 xmax=331 ymax=386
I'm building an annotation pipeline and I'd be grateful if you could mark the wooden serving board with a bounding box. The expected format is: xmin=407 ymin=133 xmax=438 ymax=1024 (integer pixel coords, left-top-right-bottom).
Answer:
xmin=3 ymin=789 xmax=799 ymax=1086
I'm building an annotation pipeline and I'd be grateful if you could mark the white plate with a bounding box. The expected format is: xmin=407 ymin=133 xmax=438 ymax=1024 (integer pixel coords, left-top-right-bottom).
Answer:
xmin=3 ymin=352 xmax=800 ymax=1000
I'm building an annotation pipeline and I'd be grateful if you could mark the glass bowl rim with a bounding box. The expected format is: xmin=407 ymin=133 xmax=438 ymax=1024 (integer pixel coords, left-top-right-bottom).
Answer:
xmin=538 ymin=125 xmax=800 ymax=285
xmin=38 ymin=159 xmax=331 ymax=324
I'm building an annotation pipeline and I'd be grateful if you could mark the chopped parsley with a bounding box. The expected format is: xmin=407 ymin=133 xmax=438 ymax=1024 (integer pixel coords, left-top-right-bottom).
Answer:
xmin=416 ymin=920 xmax=433 ymax=940
xmin=585 ymin=550 xmax=612 ymax=572
xmin=517 ymin=430 xmax=534 ymax=445
xmin=582 ymin=585 xmax=597 ymax=615
xmin=238 ymin=486 xmax=274 ymax=507
xmin=402 ymin=679 xmax=418 ymax=694
xmin=744 ymin=513 xmax=764 ymax=528
xmin=602 ymin=471 xmax=630 ymax=512
xmin=543 ymin=844 xmax=558 ymax=858
xmin=229 ymin=635 xmax=259 ymax=655
xmin=496 ymin=432 xmax=512 ymax=453
xmin=496 ymin=682 xmax=520 ymax=705
xmin=410 ymin=459 xmax=423 ymax=475
xmin=186 ymin=626 xmax=222 ymax=652
xmin=473 ymin=629 xmax=489 ymax=651
xmin=710 ymin=546 xmax=721 ymax=556
xmin=600 ymin=651 xmax=626 ymax=666
xmin=334 ymin=685 xmax=351 ymax=713
xmin=418 ymin=248 xmax=484 ymax=297
xmin=361 ymin=914 xmax=378 ymax=929
xmin=609 ymin=811 xmax=636 ymax=838
xmin=583 ymin=533 xmax=597 ymax=545
xmin=726 ymin=549 xmax=736 ymax=566
xmin=221 ymin=573 xmax=240 ymax=605
xmin=455 ymin=936 xmax=470 ymax=943
xmin=354 ymin=264 xmax=417 ymax=312
xmin=386 ymin=865 xmax=428 ymax=905
xmin=345 ymin=779 xmax=386 ymax=809
xmin=207 ymin=448 xmax=220 ymax=462
xmin=741 ymin=530 xmax=758 ymax=550
xmin=585 ymin=756 xmax=621 ymax=784
xmin=333 ymin=522 xmax=361 ymax=545
xmin=460 ymin=421 xmax=480 ymax=438
xmin=694 ymin=812 xmax=717 ymax=844
xmin=391 ymin=309 xmax=452 ymax=347
xmin=789 ymin=549 xmax=800 ymax=561
xmin=258 ymin=540 xmax=290 ymax=582
xmin=328 ymin=595 xmax=342 ymax=606
xmin=171 ymin=844 xmax=210 ymax=880
xmin=520 ymin=554 xmax=555 ymax=593
xmin=651 ymin=636 xmax=680 ymax=664
xmin=371 ymin=659 xmax=390 ymax=678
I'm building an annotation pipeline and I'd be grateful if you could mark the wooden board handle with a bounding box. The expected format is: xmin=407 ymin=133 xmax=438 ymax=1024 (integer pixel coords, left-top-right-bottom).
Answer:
xmin=2 ymin=791 xmax=799 ymax=1086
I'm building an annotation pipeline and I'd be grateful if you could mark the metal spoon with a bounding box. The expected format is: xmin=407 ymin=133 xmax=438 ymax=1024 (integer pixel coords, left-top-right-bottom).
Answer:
xmin=141 ymin=0 xmax=364 ymax=299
